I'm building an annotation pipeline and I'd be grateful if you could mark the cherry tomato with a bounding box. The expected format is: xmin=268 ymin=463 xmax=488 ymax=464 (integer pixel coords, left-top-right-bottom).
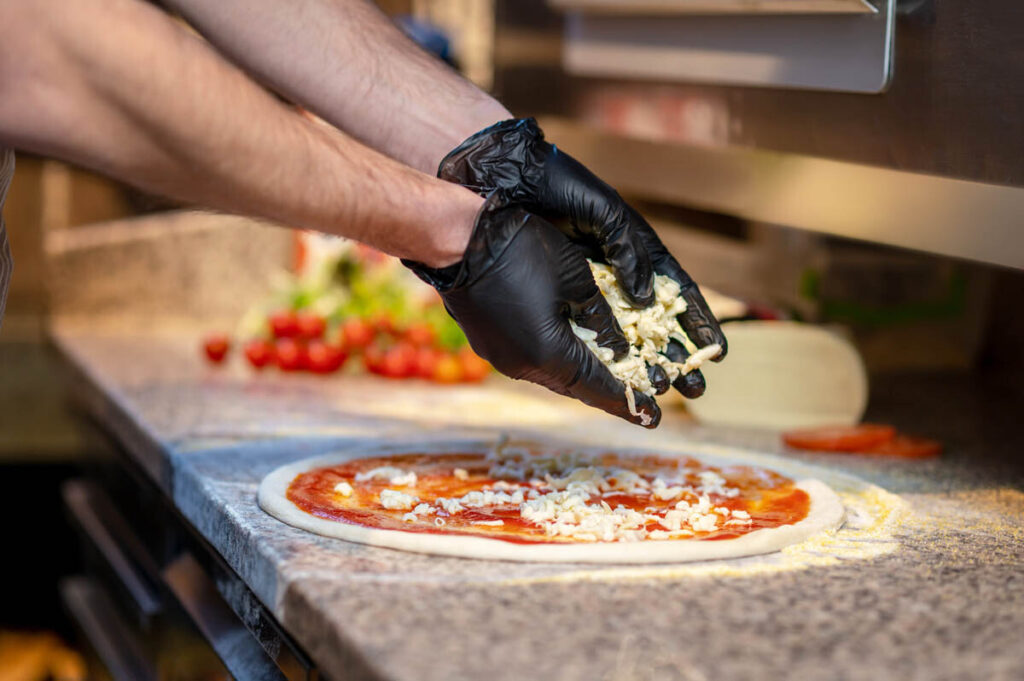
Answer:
xmin=864 ymin=435 xmax=942 ymax=459
xmin=458 ymin=347 xmax=490 ymax=383
xmin=342 ymin=317 xmax=376 ymax=350
xmin=783 ymin=424 xmax=897 ymax=452
xmin=432 ymin=353 xmax=463 ymax=384
xmin=413 ymin=346 xmax=441 ymax=379
xmin=292 ymin=232 xmax=308 ymax=274
xmin=203 ymin=334 xmax=230 ymax=364
xmin=274 ymin=338 xmax=307 ymax=372
xmin=307 ymin=340 xmax=346 ymax=374
xmin=295 ymin=311 xmax=327 ymax=340
xmin=371 ymin=314 xmax=397 ymax=337
xmin=381 ymin=342 xmax=416 ymax=379
xmin=404 ymin=322 xmax=436 ymax=348
xmin=363 ymin=342 xmax=386 ymax=374
xmin=269 ymin=310 xmax=300 ymax=339
xmin=243 ymin=339 xmax=274 ymax=369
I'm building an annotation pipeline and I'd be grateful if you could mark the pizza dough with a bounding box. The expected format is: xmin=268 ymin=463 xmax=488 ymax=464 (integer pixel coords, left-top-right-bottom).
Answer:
xmin=685 ymin=321 xmax=868 ymax=430
xmin=258 ymin=443 xmax=845 ymax=564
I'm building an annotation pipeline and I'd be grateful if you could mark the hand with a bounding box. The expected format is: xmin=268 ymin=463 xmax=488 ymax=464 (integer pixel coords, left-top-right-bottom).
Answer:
xmin=437 ymin=118 xmax=727 ymax=398
xmin=403 ymin=193 xmax=662 ymax=428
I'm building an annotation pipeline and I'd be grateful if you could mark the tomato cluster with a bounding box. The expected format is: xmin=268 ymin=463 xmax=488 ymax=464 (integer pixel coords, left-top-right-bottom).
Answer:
xmin=342 ymin=315 xmax=489 ymax=382
xmin=201 ymin=310 xmax=490 ymax=384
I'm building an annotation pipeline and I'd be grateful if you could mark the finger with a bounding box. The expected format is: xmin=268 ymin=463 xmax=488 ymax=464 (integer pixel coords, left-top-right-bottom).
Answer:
xmin=648 ymin=364 xmax=671 ymax=395
xmin=663 ymin=338 xmax=707 ymax=399
xmin=558 ymin=234 xmax=631 ymax=360
xmin=569 ymin=281 xmax=630 ymax=361
xmin=558 ymin=326 xmax=661 ymax=428
xmin=631 ymin=222 xmax=728 ymax=358
xmin=677 ymin=280 xmax=729 ymax=361
xmin=545 ymin=152 xmax=656 ymax=308
xmin=569 ymin=366 xmax=662 ymax=429
xmin=595 ymin=204 xmax=655 ymax=309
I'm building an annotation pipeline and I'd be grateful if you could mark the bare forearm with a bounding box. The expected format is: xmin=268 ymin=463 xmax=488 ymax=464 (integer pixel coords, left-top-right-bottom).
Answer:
xmin=0 ymin=0 xmax=478 ymax=266
xmin=163 ymin=0 xmax=511 ymax=174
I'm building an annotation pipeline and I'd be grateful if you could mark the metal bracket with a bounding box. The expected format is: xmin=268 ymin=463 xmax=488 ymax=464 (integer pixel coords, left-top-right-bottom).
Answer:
xmin=163 ymin=552 xmax=291 ymax=681
xmin=60 ymin=577 xmax=158 ymax=681
xmin=62 ymin=480 xmax=163 ymax=622
xmin=551 ymin=1 xmax=877 ymax=13
xmin=562 ymin=0 xmax=896 ymax=93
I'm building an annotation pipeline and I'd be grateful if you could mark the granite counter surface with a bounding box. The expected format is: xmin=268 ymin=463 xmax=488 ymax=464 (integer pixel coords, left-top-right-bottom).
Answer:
xmin=52 ymin=322 xmax=1024 ymax=681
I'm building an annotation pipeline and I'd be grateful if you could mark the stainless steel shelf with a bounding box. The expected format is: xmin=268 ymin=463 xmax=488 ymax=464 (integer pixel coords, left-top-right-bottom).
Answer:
xmin=549 ymin=0 xmax=877 ymax=13
xmin=559 ymin=0 xmax=893 ymax=92
xmin=540 ymin=117 xmax=1024 ymax=270
xmin=60 ymin=577 xmax=158 ymax=681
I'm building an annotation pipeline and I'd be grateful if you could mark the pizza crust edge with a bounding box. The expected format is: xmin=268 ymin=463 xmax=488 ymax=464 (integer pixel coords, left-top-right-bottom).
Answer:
xmin=257 ymin=453 xmax=845 ymax=565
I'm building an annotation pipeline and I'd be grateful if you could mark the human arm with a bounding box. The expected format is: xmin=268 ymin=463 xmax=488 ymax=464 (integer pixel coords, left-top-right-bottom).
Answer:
xmin=161 ymin=0 xmax=511 ymax=175
xmin=0 ymin=0 xmax=480 ymax=267
xmin=157 ymin=0 xmax=726 ymax=397
xmin=0 ymin=0 xmax=650 ymax=424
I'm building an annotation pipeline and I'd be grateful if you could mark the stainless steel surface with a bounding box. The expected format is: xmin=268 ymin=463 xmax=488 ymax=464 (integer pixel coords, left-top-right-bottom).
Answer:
xmin=60 ymin=576 xmax=158 ymax=681
xmin=550 ymin=0 xmax=876 ymax=13
xmin=540 ymin=117 xmax=1024 ymax=269
xmin=495 ymin=1 xmax=1024 ymax=186
xmin=163 ymin=552 xmax=289 ymax=681
xmin=562 ymin=0 xmax=893 ymax=92
xmin=63 ymin=480 xmax=162 ymax=620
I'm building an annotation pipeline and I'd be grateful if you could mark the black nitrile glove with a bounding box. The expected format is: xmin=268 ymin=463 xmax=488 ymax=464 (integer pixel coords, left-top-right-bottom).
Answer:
xmin=438 ymin=117 xmax=727 ymax=399
xmin=403 ymin=193 xmax=661 ymax=428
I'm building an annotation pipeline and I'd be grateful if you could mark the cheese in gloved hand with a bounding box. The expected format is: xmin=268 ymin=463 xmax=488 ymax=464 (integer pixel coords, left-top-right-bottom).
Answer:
xmin=572 ymin=262 xmax=722 ymax=404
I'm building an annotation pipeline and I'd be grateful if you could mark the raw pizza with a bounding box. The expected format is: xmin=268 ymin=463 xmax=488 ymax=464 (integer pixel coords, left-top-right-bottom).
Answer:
xmin=258 ymin=443 xmax=845 ymax=563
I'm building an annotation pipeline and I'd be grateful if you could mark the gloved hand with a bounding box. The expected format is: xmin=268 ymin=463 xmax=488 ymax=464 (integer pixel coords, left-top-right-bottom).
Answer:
xmin=437 ymin=117 xmax=727 ymax=398
xmin=403 ymin=193 xmax=662 ymax=428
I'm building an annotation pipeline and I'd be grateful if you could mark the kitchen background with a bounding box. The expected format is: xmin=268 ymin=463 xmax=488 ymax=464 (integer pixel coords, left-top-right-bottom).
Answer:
xmin=1 ymin=1 xmax=1022 ymax=678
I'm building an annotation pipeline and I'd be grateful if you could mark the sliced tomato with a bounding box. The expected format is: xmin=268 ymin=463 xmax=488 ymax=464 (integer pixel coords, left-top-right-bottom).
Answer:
xmin=243 ymin=339 xmax=274 ymax=369
xmin=274 ymin=338 xmax=307 ymax=372
xmin=342 ymin=317 xmax=376 ymax=350
xmin=269 ymin=310 xmax=300 ymax=339
xmin=863 ymin=435 xmax=942 ymax=459
xmin=295 ymin=311 xmax=327 ymax=340
xmin=203 ymin=334 xmax=230 ymax=364
xmin=783 ymin=424 xmax=896 ymax=452
xmin=307 ymin=340 xmax=346 ymax=374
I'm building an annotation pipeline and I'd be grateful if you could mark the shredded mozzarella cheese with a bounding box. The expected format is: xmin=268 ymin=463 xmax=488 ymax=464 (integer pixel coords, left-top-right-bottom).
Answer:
xmin=379 ymin=489 xmax=418 ymax=510
xmin=356 ymin=466 xmax=417 ymax=486
xmin=359 ymin=447 xmax=749 ymax=543
xmin=333 ymin=481 xmax=353 ymax=497
xmin=571 ymin=262 xmax=721 ymax=397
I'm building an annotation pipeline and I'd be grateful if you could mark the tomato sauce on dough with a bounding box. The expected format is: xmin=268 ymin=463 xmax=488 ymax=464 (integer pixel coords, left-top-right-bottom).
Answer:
xmin=286 ymin=452 xmax=809 ymax=545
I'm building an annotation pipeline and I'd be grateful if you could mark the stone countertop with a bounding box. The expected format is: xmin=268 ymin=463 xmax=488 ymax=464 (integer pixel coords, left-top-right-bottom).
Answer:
xmin=52 ymin=322 xmax=1024 ymax=681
